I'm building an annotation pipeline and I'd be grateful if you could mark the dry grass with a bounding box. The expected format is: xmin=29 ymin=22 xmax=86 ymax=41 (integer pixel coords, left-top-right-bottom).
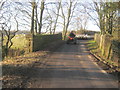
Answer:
xmin=2 ymin=51 xmax=48 ymax=88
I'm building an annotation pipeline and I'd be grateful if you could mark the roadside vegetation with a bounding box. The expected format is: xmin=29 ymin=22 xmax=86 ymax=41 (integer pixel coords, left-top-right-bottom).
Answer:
xmin=87 ymin=40 xmax=119 ymax=68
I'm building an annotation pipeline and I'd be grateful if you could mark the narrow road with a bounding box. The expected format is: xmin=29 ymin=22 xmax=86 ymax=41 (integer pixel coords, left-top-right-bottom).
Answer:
xmin=26 ymin=40 xmax=118 ymax=88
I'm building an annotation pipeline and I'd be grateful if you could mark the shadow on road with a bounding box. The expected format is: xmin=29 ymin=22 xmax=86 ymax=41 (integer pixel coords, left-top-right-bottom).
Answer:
xmin=2 ymin=40 xmax=118 ymax=88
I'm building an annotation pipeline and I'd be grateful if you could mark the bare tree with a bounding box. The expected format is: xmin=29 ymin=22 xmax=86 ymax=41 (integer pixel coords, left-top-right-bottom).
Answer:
xmin=0 ymin=1 xmax=6 ymax=48
xmin=75 ymin=14 xmax=89 ymax=32
xmin=30 ymin=1 xmax=35 ymax=34
xmin=38 ymin=0 xmax=45 ymax=34
xmin=1 ymin=22 xmax=18 ymax=56
xmin=43 ymin=1 xmax=61 ymax=34
xmin=14 ymin=2 xmax=32 ymax=31
xmin=61 ymin=0 xmax=77 ymax=40
xmin=35 ymin=2 xmax=38 ymax=34
xmin=52 ymin=2 xmax=61 ymax=34
xmin=0 ymin=0 xmax=5 ymax=11
xmin=45 ymin=5 xmax=53 ymax=34
xmin=0 ymin=1 xmax=19 ymax=57
xmin=83 ymin=0 xmax=118 ymax=35
xmin=30 ymin=0 xmax=38 ymax=34
xmin=60 ymin=1 xmax=66 ymax=38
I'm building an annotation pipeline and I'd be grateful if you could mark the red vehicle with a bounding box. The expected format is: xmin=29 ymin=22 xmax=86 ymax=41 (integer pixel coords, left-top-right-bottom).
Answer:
xmin=66 ymin=36 xmax=77 ymax=44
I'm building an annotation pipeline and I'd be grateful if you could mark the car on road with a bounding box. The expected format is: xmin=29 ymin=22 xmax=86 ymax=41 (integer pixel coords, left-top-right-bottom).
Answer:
xmin=76 ymin=34 xmax=88 ymax=40
xmin=76 ymin=34 xmax=94 ymax=40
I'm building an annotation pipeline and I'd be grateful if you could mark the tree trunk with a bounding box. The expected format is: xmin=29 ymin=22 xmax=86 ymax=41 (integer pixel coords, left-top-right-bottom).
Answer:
xmin=31 ymin=2 xmax=35 ymax=34
xmin=63 ymin=2 xmax=72 ymax=40
xmin=39 ymin=0 xmax=45 ymax=34
xmin=0 ymin=32 xmax=3 ymax=47
xmin=35 ymin=4 xmax=38 ymax=34
xmin=0 ymin=33 xmax=2 ymax=60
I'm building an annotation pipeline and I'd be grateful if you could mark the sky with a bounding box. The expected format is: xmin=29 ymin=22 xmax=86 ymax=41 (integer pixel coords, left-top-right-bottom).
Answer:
xmin=45 ymin=0 xmax=101 ymax=32
xmin=0 ymin=0 xmax=102 ymax=32
xmin=85 ymin=21 xmax=100 ymax=31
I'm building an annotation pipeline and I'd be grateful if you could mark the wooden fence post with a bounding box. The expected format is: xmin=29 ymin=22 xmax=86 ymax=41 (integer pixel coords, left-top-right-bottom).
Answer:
xmin=25 ymin=34 xmax=33 ymax=53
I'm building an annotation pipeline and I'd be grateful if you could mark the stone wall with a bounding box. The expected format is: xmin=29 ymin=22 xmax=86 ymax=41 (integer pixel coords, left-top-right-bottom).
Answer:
xmin=94 ymin=34 xmax=120 ymax=63
xmin=32 ymin=33 xmax=62 ymax=51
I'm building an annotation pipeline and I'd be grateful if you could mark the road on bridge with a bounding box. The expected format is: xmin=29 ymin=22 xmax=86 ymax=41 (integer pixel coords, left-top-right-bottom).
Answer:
xmin=25 ymin=40 xmax=118 ymax=88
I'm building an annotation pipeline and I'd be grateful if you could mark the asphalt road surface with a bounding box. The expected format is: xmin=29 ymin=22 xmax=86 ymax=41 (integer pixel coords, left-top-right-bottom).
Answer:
xmin=26 ymin=40 xmax=118 ymax=88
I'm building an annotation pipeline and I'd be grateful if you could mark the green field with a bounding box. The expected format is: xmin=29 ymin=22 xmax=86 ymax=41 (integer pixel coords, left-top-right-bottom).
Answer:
xmin=3 ymin=34 xmax=29 ymax=50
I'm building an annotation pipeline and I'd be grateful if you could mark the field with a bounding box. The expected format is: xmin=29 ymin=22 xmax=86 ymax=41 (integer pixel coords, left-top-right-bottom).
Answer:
xmin=3 ymin=34 xmax=28 ymax=50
